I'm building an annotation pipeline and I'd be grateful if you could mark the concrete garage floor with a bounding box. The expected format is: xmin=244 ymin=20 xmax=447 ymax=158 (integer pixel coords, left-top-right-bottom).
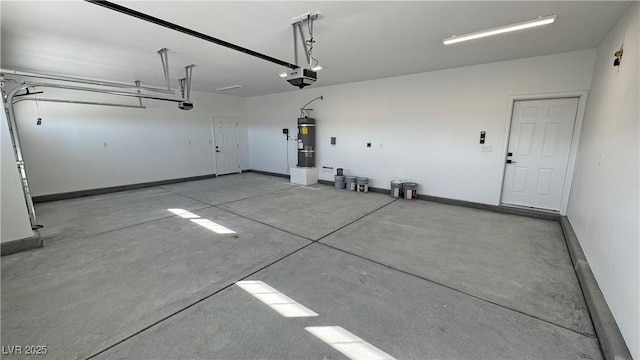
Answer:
xmin=1 ymin=173 xmax=601 ymax=359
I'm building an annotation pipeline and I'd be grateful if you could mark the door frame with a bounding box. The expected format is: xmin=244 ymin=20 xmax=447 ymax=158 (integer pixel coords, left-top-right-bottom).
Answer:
xmin=499 ymin=91 xmax=588 ymax=215
xmin=212 ymin=117 xmax=241 ymax=176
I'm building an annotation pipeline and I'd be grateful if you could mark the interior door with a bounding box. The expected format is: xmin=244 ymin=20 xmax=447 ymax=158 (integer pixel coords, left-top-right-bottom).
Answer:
xmin=213 ymin=117 xmax=240 ymax=175
xmin=501 ymin=98 xmax=579 ymax=211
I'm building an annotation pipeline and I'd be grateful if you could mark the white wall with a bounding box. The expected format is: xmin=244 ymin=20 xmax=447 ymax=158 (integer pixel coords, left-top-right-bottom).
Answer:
xmin=247 ymin=49 xmax=595 ymax=205
xmin=567 ymin=4 xmax=639 ymax=358
xmin=9 ymin=85 xmax=247 ymax=196
xmin=1 ymin=109 xmax=33 ymax=243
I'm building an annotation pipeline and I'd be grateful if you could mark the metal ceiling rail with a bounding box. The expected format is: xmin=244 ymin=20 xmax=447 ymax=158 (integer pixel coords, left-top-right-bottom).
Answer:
xmin=4 ymin=84 xmax=38 ymax=226
xmin=12 ymin=82 xmax=187 ymax=103
xmin=3 ymin=81 xmax=188 ymax=227
xmin=12 ymin=97 xmax=146 ymax=109
xmin=1 ymin=69 xmax=175 ymax=94
xmin=84 ymin=0 xmax=300 ymax=70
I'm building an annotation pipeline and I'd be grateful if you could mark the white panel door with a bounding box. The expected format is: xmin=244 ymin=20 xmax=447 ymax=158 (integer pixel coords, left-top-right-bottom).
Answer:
xmin=213 ymin=118 xmax=240 ymax=175
xmin=501 ymin=98 xmax=579 ymax=211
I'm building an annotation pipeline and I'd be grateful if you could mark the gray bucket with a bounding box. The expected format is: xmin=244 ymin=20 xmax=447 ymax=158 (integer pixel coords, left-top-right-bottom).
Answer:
xmin=404 ymin=182 xmax=418 ymax=199
xmin=335 ymin=175 xmax=345 ymax=189
xmin=345 ymin=176 xmax=357 ymax=191
xmin=390 ymin=180 xmax=404 ymax=198
xmin=356 ymin=177 xmax=369 ymax=193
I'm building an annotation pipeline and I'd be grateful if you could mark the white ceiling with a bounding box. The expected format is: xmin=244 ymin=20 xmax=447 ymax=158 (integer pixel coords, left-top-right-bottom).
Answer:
xmin=0 ymin=1 xmax=632 ymax=97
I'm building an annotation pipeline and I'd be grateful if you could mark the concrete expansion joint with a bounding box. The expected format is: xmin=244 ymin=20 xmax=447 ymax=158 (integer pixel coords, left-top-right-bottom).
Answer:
xmin=312 ymin=198 xmax=400 ymax=244
xmin=82 ymin=188 xmax=402 ymax=358
xmin=317 ymin=241 xmax=597 ymax=340
xmin=44 ymin=205 xmax=217 ymax=249
xmin=156 ymin=187 xmax=217 ymax=207
xmin=213 ymin=206 xmax=315 ymax=242
xmin=84 ymin=239 xmax=318 ymax=360
xmin=211 ymin=185 xmax=299 ymax=207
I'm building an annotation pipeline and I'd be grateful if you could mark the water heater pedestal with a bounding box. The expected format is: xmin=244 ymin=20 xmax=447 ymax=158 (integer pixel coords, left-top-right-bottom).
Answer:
xmin=290 ymin=167 xmax=318 ymax=186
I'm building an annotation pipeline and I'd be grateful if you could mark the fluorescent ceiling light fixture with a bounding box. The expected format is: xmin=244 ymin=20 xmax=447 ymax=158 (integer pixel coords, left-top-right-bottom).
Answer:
xmin=216 ymin=85 xmax=243 ymax=91
xmin=442 ymin=15 xmax=556 ymax=45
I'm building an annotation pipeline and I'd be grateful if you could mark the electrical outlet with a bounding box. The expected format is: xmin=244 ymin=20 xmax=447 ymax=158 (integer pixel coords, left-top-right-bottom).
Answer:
xmin=367 ymin=142 xmax=371 ymax=148
xmin=103 ymin=142 xmax=108 ymax=148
